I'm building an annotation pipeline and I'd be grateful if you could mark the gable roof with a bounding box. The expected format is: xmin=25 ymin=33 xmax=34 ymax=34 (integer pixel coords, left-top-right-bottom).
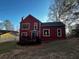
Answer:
xmin=42 ymin=22 xmax=65 ymax=27
xmin=21 ymin=15 xmax=65 ymax=27
xmin=21 ymin=14 xmax=41 ymax=23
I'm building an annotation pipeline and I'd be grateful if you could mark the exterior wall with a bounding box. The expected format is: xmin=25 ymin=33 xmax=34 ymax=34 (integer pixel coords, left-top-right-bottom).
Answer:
xmin=20 ymin=15 xmax=66 ymax=42
xmin=41 ymin=27 xmax=54 ymax=41
xmin=20 ymin=17 xmax=41 ymax=39
xmin=41 ymin=26 xmax=65 ymax=42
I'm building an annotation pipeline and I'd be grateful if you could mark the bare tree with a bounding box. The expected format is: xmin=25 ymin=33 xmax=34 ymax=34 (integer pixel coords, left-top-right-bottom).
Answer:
xmin=61 ymin=0 xmax=79 ymax=33
xmin=3 ymin=20 xmax=14 ymax=31
xmin=48 ymin=0 xmax=65 ymax=22
xmin=0 ymin=22 xmax=3 ymax=30
xmin=48 ymin=0 xmax=79 ymax=33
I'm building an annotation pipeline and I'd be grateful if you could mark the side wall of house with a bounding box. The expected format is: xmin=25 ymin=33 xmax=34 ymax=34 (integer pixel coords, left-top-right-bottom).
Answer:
xmin=41 ymin=26 xmax=65 ymax=42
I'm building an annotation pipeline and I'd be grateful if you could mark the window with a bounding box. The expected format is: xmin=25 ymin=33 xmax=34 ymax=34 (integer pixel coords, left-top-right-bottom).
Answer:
xmin=21 ymin=32 xmax=27 ymax=36
xmin=57 ymin=28 xmax=62 ymax=37
xmin=43 ymin=29 xmax=50 ymax=37
xmin=21 ymin=23 xmax=30 ymax=30
xmin=34 ymin=23 xmax=38 ymax=30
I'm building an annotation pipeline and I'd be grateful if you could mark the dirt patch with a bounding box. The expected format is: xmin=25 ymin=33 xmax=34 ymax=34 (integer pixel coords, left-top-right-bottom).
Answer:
xmin=0 ymin=39 xmax=79 ymax=59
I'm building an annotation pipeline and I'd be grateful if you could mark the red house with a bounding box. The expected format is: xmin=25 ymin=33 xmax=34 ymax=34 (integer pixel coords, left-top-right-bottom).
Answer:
xmin=19 ymin=15 xmax=65 ymax=43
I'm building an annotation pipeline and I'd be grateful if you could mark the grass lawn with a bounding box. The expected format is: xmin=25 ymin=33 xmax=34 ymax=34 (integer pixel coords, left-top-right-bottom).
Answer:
xmin=0 ymin=41 xmax=17 ymax=54
xmin=0 ymin=39 xmax=79 ymax=59
xmin=0 ymin=33 xmax=18 ymax=54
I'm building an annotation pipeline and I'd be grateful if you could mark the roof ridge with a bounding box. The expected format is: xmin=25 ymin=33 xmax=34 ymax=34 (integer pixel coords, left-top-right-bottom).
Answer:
xmin=23 ymin=14 xmax=41 ymax=22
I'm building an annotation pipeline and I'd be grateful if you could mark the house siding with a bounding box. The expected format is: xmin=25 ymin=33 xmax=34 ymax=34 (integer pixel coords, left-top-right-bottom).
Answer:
xmin=20 ymin=15 xmax=66 ymax=42
xmin=41 ymin=26 xmax=65 ymax=42
xmin=20 ymin=16 xmax=41 ymax=39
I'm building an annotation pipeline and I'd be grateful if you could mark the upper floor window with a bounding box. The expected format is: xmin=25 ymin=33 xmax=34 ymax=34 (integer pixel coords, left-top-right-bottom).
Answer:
xmin=34 ymin=23 xmax=38 ymax=30
xmin=57 ymin=28 xmax=62 ymax=37
xmin=43 ymin=29 xmax=50 ymax=37
xmin=21 ymin=23 xmax=30 ymax=30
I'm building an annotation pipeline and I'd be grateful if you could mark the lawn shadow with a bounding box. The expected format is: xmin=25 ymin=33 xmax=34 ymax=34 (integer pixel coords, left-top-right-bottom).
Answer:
xmin=17 ymin=41 xmax=42 ymax=46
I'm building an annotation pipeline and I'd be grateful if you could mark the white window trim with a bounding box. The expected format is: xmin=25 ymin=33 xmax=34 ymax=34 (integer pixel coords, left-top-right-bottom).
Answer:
xmin=43 ymin=29 xmax=50 ymax=37
xmin=21 ymin=32 xmax=27 ymax=36
xmin=34 ymin=22 xmax=38 ymax=30
xmin=21 ymin=23 xmax=30 ymax=30
xmin=57 ymin=28 xmax=62 ymax=37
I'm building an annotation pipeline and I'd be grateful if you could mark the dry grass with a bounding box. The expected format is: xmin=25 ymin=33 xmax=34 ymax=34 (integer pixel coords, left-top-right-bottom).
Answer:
xmin=0 ymin=38 xmax=79 ymax=59
xmin=0 ymin=41 xmax=17 ymax=54
xmin=0 ymin=33 xmax=16 ymax=39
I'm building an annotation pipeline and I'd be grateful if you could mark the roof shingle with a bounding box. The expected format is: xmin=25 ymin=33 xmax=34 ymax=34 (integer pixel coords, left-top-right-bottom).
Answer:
xmin=42 ymin=22 xmax=65 ymax=27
